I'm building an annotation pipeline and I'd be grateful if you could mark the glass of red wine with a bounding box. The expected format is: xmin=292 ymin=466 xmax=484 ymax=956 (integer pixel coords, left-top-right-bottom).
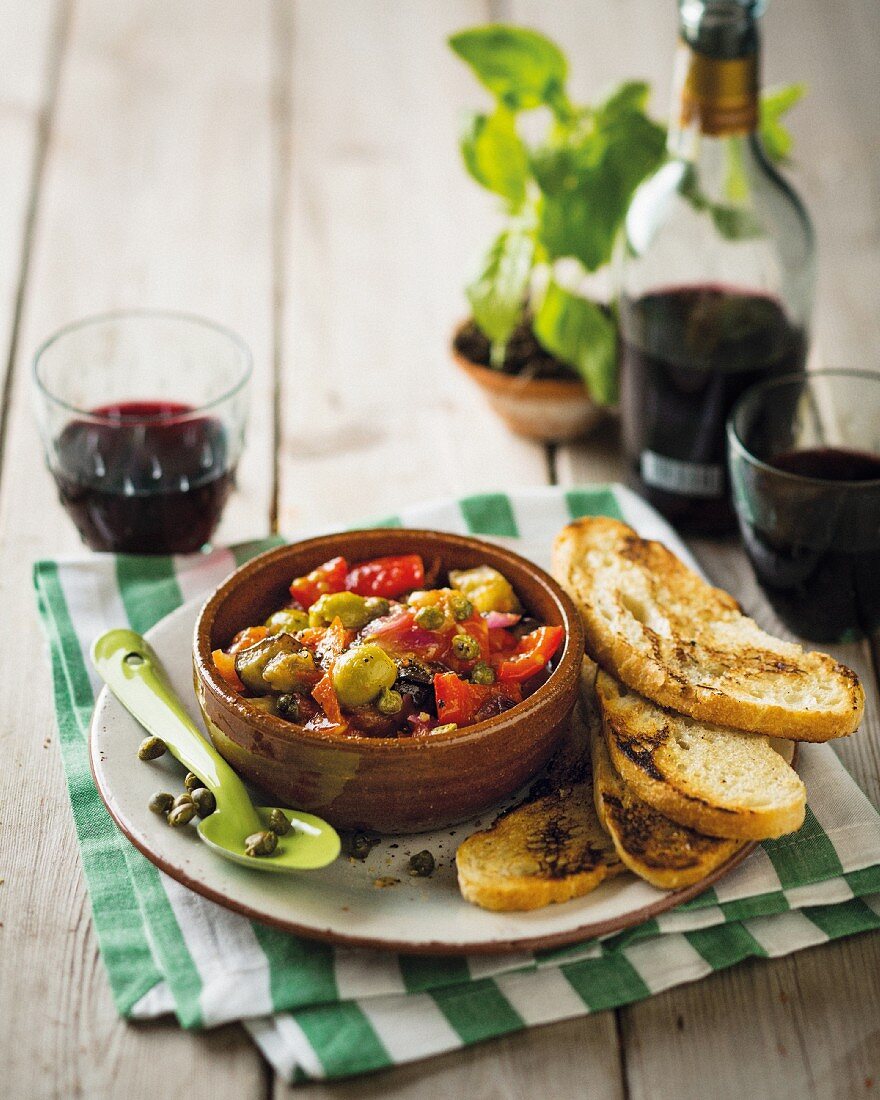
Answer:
xmin=727 ymin=369 xmax=880 ymax=642
xmin=33 ymin=310 xmax=252 ymax=554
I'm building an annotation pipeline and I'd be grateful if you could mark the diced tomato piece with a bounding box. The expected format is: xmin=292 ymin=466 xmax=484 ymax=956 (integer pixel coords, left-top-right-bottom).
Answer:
xmin=488 ymin=625 xmax=519 ymax=655
xmin=312 ymin=672 xmax=344 ymax=726
xmin=228 ymin=625 xmax=268 ymax=654
xmin=289 ymin=556 xmax=348 ymax=610
xmin=346 ymin=554 xmax=425 ymax=599
xmin=495 ymin=626 xmax=564 ymax=683
xmin=316 ymin=616 xmax=355 ymax=666
xmin=433 ymin=673 xmax=485 ymax=725
xmin=212 ymin=649 xmax=243 ymax=691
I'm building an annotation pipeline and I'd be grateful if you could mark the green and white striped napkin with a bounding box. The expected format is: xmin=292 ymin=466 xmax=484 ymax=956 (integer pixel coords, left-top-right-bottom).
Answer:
xmin=35 ymin=485 xmax=880 ymax=1083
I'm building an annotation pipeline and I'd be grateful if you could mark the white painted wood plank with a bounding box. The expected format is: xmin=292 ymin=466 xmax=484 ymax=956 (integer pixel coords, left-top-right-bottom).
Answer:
xmin=0 ymin=2 xmax=275 ymax=1095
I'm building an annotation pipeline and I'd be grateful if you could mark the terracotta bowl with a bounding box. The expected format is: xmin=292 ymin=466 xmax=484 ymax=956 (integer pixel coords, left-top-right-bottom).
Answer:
xmin=193 ymin=529 xmax=584 ymax=834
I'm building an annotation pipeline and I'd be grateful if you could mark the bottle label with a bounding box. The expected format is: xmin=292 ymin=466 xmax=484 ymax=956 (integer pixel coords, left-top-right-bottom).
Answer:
xmin=640 ymin=450 xmax=724 ymax=498
xmin=677 ymin=42 xmax=758 ymax=136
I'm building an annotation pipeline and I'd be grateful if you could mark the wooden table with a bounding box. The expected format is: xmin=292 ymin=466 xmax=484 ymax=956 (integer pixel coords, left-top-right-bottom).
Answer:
xmin=2 ymin=2 xmax=878 ymax=1096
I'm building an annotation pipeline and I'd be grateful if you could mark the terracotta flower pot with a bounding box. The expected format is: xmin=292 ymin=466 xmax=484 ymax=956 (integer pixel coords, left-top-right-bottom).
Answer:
xmin=453 ymin=340 xmax=605 ymax=444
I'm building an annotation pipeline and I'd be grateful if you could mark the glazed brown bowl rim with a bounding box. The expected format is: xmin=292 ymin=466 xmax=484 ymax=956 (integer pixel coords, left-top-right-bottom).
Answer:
xmin=193 ymin=527 xmax=584 ymax=753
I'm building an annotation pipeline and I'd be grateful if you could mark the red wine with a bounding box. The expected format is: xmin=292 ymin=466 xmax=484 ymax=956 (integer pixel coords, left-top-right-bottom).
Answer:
xmin=53 ymin=401 xmax=233 ymax=554
xmin=737 ymin=446 xmax=880 ymax=641
xmin=619 ymin=285 xmax=806 ymax=534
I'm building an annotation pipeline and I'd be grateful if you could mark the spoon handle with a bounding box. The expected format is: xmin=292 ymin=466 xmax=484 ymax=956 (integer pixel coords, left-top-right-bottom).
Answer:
xmin=91 ymin=628 xmax=261 ymax=835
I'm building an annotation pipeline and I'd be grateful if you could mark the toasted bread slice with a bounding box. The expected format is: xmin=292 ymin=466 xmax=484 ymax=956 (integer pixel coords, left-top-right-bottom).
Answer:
xmin=595 ymin=669 xmax=806 ymax=840
xmin=581 ymin=666 xmax=744 ymax=888
xmin=552 ymin=516 xmax=864 ymax=741
xmin=455 ymin=712 xmax=623 ymax=911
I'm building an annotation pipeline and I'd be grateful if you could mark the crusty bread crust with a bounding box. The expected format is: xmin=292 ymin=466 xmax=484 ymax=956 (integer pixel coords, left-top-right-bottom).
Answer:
xmin=455 ymin=709 xmax=622 ymax=911
xmin=594 ymin=670 xmax=806 ymax=841
xmin=553 ymin=516 xmax=864 ymax=741
xmin=581 ymin=665 xmax=744 ymax=888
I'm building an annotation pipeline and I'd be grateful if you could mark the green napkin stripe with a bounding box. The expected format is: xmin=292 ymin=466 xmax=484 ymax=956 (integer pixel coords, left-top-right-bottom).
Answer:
xmin=115 ymin=555 xmax=184 ymax=634
xmin=252 ymin=924 xmax=338 ymax=1011
xmin=430 ymin=978 xmax=524 ymax=1043
xmin=845 ymin=865 xmax=880 ymax=895
xmin=232 ymin=535 xmax=286 ymax=568
xmin=763 ymin=806 xmax=844 ymax=889
xmin=350 ymin=515 xmax=404 ymax=530
xmin=564 ymin=487 xmax=624 ymax=522
xmin=685 ymin=921 xmax=767 ymax=968
xmin=672 ymin=886 xmax=719 ymax=912
xmin=399 ymin=954 xmax=471 ymax=993
xmin=295 ymin=1001 xmax=392 ymax=1077
xmin=562 ymin=952 xmax=650 ymax=1010
xmin=802 ymin=897 xmax=880 ymax=939
xmin=458 ymin=493 xmax=519 ymax=537
xmin=34 ymin=564 xmax=166 ymax=1014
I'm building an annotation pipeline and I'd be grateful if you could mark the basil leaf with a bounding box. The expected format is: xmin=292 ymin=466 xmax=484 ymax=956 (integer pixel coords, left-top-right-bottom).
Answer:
xmin=535 ymin=96 xmax=665 ymax=271
xmin=533 ymin=281 xmax=617 ymax=404
xmin=459 ymin=106 xmax=529 ymax=207
xmin=449 ymin=25 xmax=570 ymax=115
xmin=466 ymin=227 xmax=534 ymax=357
xmin=760 ymin=83 xmax=805 ymax=162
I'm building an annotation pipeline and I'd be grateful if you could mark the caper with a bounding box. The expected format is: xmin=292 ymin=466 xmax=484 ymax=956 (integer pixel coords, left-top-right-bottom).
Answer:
xmin=432 ymin=723 xmax=458 ymax=735
xmin=276 ymin=693 xmax=301 ymax=721
xmin=262 ymin=649 xmax=317 ymax=692
xmin=363 ymin=597 xmax=391 ymax=621
xmin=308 ymin=591 xmax=373 ymax=630
xmin=167 ymin=802 xmax=196 ymax=827
xmin=268 ymin=808 xmax=291 ymax=836
xmin=331 ymin=643 xmax=397 ymax=708
xmin=137 ymin=735 xmax=167 ymax=761
xmin=414 ymin=605 xmax=444 ymax=630
xmin=172 ymin=792 xmax=195 ymax=809
xmin=148 ymin=791 xmax=174 ymax=815
xmin=376 ymin=687 xmax=403 ymax=715
xmin=264 ymin=608 xmax=310 ymax=634
xmin=448 ymin=592 xmax=473 ymax=621
xmin=191 ymin=788 xmax=216 ymax=817
xmin=408 ymin=850 xmax=435 ymax=877
xmin=452 ymin=633 xmax=481 ymax=661
xmin=471 ymin=662 xmax=496 ymax=685
xmin=349 ymin=832 xmax=376 ymax=860
xmin=184 ymin=771 xmax=200 ymax=792
xmin=244 ymin=829 xmax=278 ymax=857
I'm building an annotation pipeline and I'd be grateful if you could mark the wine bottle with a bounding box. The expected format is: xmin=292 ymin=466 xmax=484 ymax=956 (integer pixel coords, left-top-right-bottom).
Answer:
xmin=618 ymin=0 xmax=814 ymax=534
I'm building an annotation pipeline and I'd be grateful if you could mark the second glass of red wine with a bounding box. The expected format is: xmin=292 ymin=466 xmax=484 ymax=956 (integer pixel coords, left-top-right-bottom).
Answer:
xmin=728 ymin=369 xmax=880 ymax=643
xmin=617 ymin=0 xmax=814 ymax=535
xmin=32 ymin=311 xmax=252 ymax=554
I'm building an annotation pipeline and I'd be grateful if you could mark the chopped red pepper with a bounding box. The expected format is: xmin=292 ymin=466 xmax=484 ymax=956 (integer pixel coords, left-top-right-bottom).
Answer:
xmin=346 ymin=554 xmax=425 ymax=599
xmin=433 ymin=672 xmax=521 ymax=726
xmin=289 ymin=556 xmax=348 ymax=610
xmin=228 ymin=625 xmax=268 ymax=653
xmin=312 ymin=672 xmax=344 ymax=727
xmin=212 ymin=648 xmax=244 ymax=691
xmin=495 ymin=626 xmax=564 ymax=683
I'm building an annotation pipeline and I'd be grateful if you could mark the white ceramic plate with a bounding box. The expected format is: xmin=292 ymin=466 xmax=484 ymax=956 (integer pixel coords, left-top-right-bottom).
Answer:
xmin=90 ymin=593 xmax=789 ymax=956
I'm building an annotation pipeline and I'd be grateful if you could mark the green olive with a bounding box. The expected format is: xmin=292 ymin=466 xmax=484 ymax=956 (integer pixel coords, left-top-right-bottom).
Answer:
xmin=264 ymin=608 xmax=310 ymax=634
xmin=363 ymin=597 xmax=391 ymax=621
xmin=331 ymin=644 xmax=397 ymax=708
xmin=235 ymin=633 xmax=299 ymax=693
xmin=452 ymin=633 xmax=481 ymax=661
xmin=148 ymin=791 xmax=174 ymax=815
xmin=167 ymin=802 xmax=196 ymax=827
xmin=408 ymin=850 xmax=435 ymax=877
xmin=244 ymin=830 xmax=278 ymax=857
xmin=450 ymin=565 xmax=521 ymax=614
xmin=414 ymin=605 xmax=444 ymax=630
xmin=448 ymin=592 xmax=473 ymax=622
xmin=137 ymin=735 xmax=167 ymax=761
xmin=376 ymin=687 xmax=403 ymax=715
xmin=268 ymin=808 xmax=291 ymax=836
xmin=191 ymin=788 xmax=216 ymax=817
xmin=309 ymin=591 xmax=373 ymax=630
xmin=471 ymin=662 xmax=496 ymax=685
xmin=262 ymin=649 xmax=317 ymax=692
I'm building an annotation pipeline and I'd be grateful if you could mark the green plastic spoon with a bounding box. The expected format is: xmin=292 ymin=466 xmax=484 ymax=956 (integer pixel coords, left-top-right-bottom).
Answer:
xmin=91 ymin=628 xmax=341 ymax=872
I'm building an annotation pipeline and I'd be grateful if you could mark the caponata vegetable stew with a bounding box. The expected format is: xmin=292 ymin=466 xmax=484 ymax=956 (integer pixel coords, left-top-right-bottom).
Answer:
xmin=212 ymin=553 xmax=564 ymax=737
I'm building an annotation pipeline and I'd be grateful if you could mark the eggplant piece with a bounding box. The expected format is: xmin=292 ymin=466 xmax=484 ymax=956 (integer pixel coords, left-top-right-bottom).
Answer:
xmin=234 ymin=633 xmax=300 ymax=693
